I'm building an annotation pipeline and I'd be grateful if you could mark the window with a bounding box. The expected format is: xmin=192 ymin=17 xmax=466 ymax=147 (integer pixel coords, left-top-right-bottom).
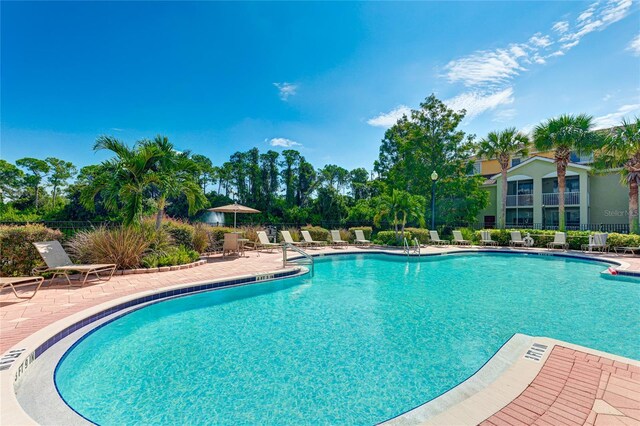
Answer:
xmin=570 ymin=152 xmax=593 ymax=163
xmin=511 ymin=158 xmax=522 ymax=167
xmin=468 ymin=162 xmax=481 ymax=176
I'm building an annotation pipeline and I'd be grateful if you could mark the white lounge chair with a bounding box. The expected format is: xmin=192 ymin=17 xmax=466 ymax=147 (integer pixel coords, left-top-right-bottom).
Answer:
xmin=452 ymin=230 xmax=471 ymax=245
xmin=255 ymin=231 xmax=281 ymax=253
xmin=613 ymin=245 xmax=640 ymax=255
xmin=354 ymin=230 xmax=371 ymax=246
xmin=429 ymin=231 xmax=449 ymax=245
xmin=33 ymin=241 xmax=116 ymax=286
xmin=547 ymin=232 xmax=568 ymax=250
xmin=301 ymin=230 xmax=327 ymax=249
xmin=0 ymin=276 xmax=45 ymax=299
xmin=509 ymin=231 xmax=526 ymax=247
xmin=480 ymin=230 xmax=498 ymax=246
xmin=582 ymin=233 xmax=608 ymax=253
xmin=330 ymin=230 xmax=348 ymax=248
xmin=280 ymin=230 xmax=306 ymax=247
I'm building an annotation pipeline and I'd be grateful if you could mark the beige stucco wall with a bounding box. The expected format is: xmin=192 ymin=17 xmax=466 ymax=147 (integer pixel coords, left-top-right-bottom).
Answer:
xmin=589 ymin=173 xmax=630 ymax=225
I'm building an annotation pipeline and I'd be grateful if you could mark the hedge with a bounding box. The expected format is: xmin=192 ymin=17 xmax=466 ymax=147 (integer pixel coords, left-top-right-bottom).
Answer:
xmin=474 ymin=229 xmax=639 ymax=250
xmin=0 ymin=224 xmax=63 ymax=276
xmin=405 ymin=228 xmax=430 ymax=244
xmin=374 ymin=230 xmax=412 ymax=246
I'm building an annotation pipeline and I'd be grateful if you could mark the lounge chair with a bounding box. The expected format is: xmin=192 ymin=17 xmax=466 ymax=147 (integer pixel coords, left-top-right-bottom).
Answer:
xmin=354 ymin=230 xmax=371 ymax=246
xmin=0 ymin=276 xmax=45 ymax=299
xmin=613 ymin=245 xmax=640 ymax=255
xmin=301 ymin=230 xmax=327 ymax=249
xmin=429 ymin=231 xmax=449 ymax=245
xmin=255 ymin=231 xmax=281 ymax=253
xmin=452 ymin=230 xmax=470 ymax=245
xmin=223 ymin=233 xmax=242 ymax=257
xmin=582 ymin=233 xmax=608 ymax=253
xmin=330 ymin=230 xmax=349 ymax=248
xmin=480 ymin=230 xmax=498 ymax=246
xmin=32 ymin=241 xmax=116 ymax=286
xmin=547 ymin=232 xmax=568 ymax=250
xmin=509 ymin=231 xmax=526 ymax=247
xmin=280 ymin=230 xmax=306 ymax=247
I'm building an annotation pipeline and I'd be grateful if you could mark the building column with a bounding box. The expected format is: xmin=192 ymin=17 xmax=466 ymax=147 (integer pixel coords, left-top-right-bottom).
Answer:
xmin=579 ymin=171 xmax=588 ymax=227
xmin=533 ymin=175 xmax=543 ymax=226
xmin=496 ymin=177 xmax=504 ymax=226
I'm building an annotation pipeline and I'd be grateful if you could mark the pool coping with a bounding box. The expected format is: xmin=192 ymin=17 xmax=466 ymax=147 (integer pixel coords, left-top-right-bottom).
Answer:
xmin=0 ymin=248 xmax=637 ymax=425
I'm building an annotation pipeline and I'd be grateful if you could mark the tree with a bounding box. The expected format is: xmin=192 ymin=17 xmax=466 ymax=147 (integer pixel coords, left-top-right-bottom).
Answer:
xmin=0 ymin=160 xmax=24 ymax=203
xmin=349 ymin=168 xmax=370 ymax=200
xmin=374 ymin=94 xmax=487 ymax=224
xmin=477 ymin=128 xmax=530 ymax=229
xmin=280 ymin=150 xmax=301 ymax=206
xmin=16 ymin=157 xmax=50 ymax=211
xmin=594 ymin=117 xmax=640 ymax=233
xmin=192 ymin=154 xmax=215 ymax=193
xmin=373 ymin=189 xmax=425 ymax=242
xmin=533 ymin=114 xmax=600 ymax=230
xmin=319 ymin=164 xmax=349 ymax=193
xmin=83 ymin=135 xmax=207 ymax=228
xmin=46 ymin=157 xmax=77 ymax=207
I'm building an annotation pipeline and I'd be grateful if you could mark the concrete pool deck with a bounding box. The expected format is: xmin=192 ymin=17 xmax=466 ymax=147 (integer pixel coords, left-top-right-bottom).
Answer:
xmin=1 ymin=245 xmax=639 ymax=425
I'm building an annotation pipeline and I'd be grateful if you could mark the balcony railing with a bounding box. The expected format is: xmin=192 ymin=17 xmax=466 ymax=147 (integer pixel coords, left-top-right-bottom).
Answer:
xmin=506 ymin=194 xmax=534 ymax=207
xmin=542 ymin=192 xmax=580 ymax=206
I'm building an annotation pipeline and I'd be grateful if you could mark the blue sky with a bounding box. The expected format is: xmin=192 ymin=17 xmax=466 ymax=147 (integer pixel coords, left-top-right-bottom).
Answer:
xmin=2 ymin=1 xmax=639 ymax=172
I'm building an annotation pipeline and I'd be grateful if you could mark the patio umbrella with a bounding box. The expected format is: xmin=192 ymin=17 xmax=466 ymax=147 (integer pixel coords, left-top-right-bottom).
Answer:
xmin=208 ymin=202 xmax=260 ymax=228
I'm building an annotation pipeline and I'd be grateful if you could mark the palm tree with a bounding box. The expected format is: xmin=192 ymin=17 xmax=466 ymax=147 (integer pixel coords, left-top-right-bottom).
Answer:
xmin=594 ymin=118 xmax=640 ymax=233
xmin=477 ymin=128 xmax=530 ymax=229
xmin=374 ymin=189 xmax=425 ymax=242
xmin=82 ymin=135 xmax=207 ymax=228
xmin=533 ymin=114 xmax=599 ymax=231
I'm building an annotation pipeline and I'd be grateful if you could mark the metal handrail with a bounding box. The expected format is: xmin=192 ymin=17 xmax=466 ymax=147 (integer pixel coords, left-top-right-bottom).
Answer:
xmin=283 ymin=243 xmax=314 ymax=276
xmin=403 ymin=237 xmax=421 ymax=256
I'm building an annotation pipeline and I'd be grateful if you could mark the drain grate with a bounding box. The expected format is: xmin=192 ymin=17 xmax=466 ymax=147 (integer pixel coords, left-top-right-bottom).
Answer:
xmin=524 ymin=342 xmax=548 ymax=362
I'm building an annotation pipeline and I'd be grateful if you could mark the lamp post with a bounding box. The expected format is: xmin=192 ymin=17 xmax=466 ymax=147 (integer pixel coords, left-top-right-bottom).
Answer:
xmin=431 ymin=171 xmax=438 ymax=229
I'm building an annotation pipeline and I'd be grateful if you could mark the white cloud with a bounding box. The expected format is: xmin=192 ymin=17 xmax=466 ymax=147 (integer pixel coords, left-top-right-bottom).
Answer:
xmin=366 ymin=105 xmax=411 ymax=127
xmin=602 ymin=93 xmax=613 ymax=101
xmin=627 ymin=34 xmax=640 ymax=56
xmin=529 ymin=34 xmax=552 ymax=48
xmin=552 ymin=21 xmax=570 ymax=34
xmin=492 ymin=108 xmax=518 ymax=122
xmin=273 ymin=82 xmax=298 ymax=101
xmin=268 ymin=137 xmax=301 ymax=148
xmin=444 ymin=49 xmax=525 ymax=87
xmin=593 ymin=104 xmax=640 ymax=129
xmin=446 ymin=87 xmax=515 ymax=120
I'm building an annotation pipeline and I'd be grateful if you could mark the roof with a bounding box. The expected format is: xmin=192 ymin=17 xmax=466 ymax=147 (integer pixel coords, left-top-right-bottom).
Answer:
xmin=489 ymin=156 xmax=591 ymax=180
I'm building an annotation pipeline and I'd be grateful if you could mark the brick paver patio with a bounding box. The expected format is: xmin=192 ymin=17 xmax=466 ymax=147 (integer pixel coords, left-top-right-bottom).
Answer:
xmin=481 ymin=346 xmax=640 ymax=426
xmin=1 ymin=246 xmax=639 ymax=425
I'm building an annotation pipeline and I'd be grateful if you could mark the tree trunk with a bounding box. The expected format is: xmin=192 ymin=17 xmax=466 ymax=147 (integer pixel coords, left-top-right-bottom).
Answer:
xmin=52 ymin=186 xmax=58 ymax=207
xmin=629 ymin=180 xmax=639 ymax=234
xmin=394 ymin=212 xmax=399 ymax=242
xmin=557 ymin=161 xmax=567 ymax=231
xmin=501 ymin=168 xmax=508 ymax=229
xmin=35 ymin=185 xmax=39 ymax=211
xmin=155 ymin=196 xmax=166 ymax=230
xmin=401 ymin=212 xmax=407 ymax=239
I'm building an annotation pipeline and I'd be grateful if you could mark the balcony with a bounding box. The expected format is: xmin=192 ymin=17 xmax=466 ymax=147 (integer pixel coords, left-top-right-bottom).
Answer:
xmin=506 ymin=194 xmax=533 ymax=207
xmin=542 ymin=192 xmax=580 ymax=206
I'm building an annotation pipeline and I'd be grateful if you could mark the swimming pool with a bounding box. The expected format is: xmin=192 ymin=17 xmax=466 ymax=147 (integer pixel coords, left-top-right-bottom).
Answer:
xmin=54 ymin=253 xmax=639 ymax=425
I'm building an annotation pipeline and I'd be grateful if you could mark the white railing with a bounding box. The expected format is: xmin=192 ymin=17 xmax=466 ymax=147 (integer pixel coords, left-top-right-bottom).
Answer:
xmin=542 ymin=192 xmax=580 ymax=206
xmin=506 ymin=194 xmax=534 ymax=207
xmin=403 ymin=237 xmax=421 ymax=256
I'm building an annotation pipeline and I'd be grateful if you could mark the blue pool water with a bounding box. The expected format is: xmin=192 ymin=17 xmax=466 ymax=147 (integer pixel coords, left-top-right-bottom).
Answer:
xmin=55 ymin=253 xmax=640 ymax=425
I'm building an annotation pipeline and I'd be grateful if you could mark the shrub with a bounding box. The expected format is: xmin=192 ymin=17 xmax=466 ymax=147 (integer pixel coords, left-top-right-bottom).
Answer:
xmin=192 ymin=223 xmax=210 ymax=253
xmin=207 ymin=226 xmax=237 ymax=244
xmin=0 ymin=224 xmax=64 ymax=276
xmin=405 ymin=227 xmax=429 ymax=244
xmin=374 ymin=230 xmax=412 ymax=246
xmin=161 ymin=218 xmax=195 ymax=250
xmin=301 ymin=225 xmax=329 ymax=242
xmin=283 ymin=227 xmax=301 ymax=242
xmin=338 ymin=228 xmax=351 ymax=243
xmin=140 ymin=220 xmax=173 ymax=254
xmin=241 ymin=225 xmax=260 ymax=243
xmin=67 ymin=226 xmax=150 ymax=269
xmin=142 ymin=245 xmax=199 ymax=268
xmin=349 ymin=226 xmax=372 ymax=241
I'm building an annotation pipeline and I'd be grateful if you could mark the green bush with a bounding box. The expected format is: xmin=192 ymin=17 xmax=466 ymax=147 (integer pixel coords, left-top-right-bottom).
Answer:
xmin=0 ymin=224 xmax=64 ymax=276
xmin=282 ymin=227 xmax=301 ymax=242
xmin=192 ymin=223 xmax=210 ymax=253
xmin=337 ymin=228 xmax=352 ymax=243
xmin=162 ymin=219 xmax=195 ymax=250
xmin=207 ymin=226 xmax=238 ymax=244
xmin=301 ymin=225 xmax=329 ymax=242
xmin=374 ymin=230 xmax=412 ymax=246
xmin=349 ymin=226 xmax=372 ymax=241
xmin=473 ymin=229 xmax=623 ymax=250
xmin=405 ymin=227 xmax=429 ymax=244
xmin=142 ymin=245 xmax=200 ymax=268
